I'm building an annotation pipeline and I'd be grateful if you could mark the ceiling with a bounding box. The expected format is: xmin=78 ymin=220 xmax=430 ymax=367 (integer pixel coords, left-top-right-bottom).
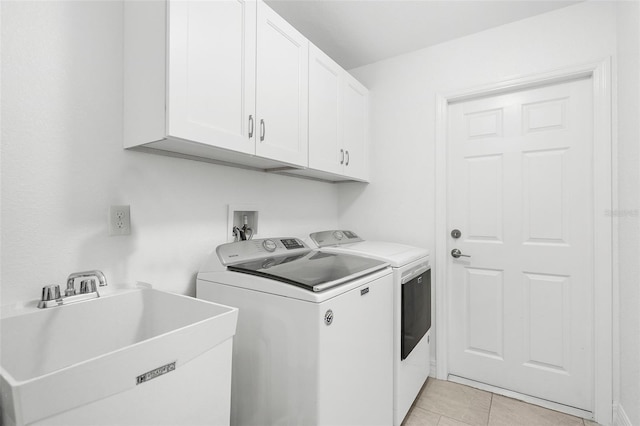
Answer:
xmin=264 ymin=0 xmax=582 ymax=70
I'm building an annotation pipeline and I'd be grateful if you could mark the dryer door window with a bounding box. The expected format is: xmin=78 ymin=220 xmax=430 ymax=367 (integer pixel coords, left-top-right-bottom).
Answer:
xmin=401 ymin=269 xmax=431 ymax=360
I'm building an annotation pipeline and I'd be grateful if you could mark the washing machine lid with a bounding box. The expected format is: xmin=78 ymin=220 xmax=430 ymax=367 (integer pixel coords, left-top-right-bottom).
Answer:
xmin=227 ymin=250 xmax=388 ymax=292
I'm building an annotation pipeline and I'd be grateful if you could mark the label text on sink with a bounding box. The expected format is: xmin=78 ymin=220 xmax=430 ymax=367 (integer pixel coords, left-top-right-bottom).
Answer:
xmin=136 ymin=361 xmax=177 ymax=385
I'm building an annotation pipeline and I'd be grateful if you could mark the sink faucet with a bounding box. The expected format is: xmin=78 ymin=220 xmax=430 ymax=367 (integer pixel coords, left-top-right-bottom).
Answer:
xmin=37 ymin=270 xmax=107 ymax=309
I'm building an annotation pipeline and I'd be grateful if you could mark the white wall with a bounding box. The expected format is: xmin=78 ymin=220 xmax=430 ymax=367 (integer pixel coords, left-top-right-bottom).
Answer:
xmin=615 ymin=1 xmax=640 ymax=424
xmin=0 ymin=1 xmax=339 ymax=307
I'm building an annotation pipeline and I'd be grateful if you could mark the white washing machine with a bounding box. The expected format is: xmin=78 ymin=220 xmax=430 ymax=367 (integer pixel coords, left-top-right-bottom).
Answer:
xmin=308 ymin=230 xmax=431 ymax=426
xmin=197 ymin=237 xmax=394 ymax=426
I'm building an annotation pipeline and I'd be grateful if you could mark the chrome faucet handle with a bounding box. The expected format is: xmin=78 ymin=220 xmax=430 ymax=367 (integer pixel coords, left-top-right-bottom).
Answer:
xmin=38 ymin=285 xmax=61 ymax=308
xmin=42 ymin=285 xmax=61 ymax=301
xmin=79 ymin=279 xmax=97 ymax=294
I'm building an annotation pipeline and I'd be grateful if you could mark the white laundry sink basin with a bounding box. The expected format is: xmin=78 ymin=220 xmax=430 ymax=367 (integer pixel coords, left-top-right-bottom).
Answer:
xmin=0 ymin=288 xmax=238 ymax=426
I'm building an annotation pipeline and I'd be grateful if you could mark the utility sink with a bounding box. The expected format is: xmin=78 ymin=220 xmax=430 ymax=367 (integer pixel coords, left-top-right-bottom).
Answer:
xmin=1 ymin=288 xmax=238 ymax=426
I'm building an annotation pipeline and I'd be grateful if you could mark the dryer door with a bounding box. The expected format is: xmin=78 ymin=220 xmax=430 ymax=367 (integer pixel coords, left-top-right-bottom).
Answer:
xmin=401 ymin=268 xmax=431 ymax=360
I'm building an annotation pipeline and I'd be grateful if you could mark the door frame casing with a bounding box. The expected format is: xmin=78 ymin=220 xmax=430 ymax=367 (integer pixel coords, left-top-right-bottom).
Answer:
xmin=434 ymin=59 xmax=613 ymax=424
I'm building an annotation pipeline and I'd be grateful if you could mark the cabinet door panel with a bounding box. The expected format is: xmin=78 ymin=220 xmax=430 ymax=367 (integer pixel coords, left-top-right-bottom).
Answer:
xmin=342 ymin=75 xmax=369 ymax=180
xmin=168 ymin=0 xmax=256 ymax=153
xmin=308 ymin=44 xmax=342 ymax=175
xmin=256 ymin=2 xmax=308 ymax=167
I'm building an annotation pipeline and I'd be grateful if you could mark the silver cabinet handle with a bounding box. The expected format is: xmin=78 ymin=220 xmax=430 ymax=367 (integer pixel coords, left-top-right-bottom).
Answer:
xmin=248 ymin=115 xmax=254 ymax=139
xmin=345 ymin=150 xmax=350 ymax=166
xmin=340 ymin=149 xmax=345 ymax=164
xmin=451 ymin=249 xmax=470 ymax=259
xmin=260 ymin=119 xmax=265 ymax=142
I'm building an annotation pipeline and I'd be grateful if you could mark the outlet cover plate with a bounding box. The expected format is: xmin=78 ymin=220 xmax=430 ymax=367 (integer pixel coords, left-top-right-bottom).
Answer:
xmin=109 ymin=205 xmax=131 ymax=236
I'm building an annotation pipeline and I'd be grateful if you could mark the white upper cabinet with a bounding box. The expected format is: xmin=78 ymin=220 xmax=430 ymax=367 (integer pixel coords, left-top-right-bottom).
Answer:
xmin=308 ymin=44 xmax=369 ymax=181
xmin=255 ymin=2 xmax=309 ymax=167
xmin=308 ymin=44 xmax=343 ymax=175
xmin=124 ymin=0 xmax=367 ymax=180
xmin=168 ymin=0 xmax=256 ymax=154
xmin=341 ymin=74 xmax=369 ymax=180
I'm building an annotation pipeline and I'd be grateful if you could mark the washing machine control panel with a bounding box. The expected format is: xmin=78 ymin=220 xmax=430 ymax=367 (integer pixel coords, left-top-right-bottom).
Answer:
xmin=309 ymin=230 xmax=364 ymax=247
xmin=280 ymin=238 xmax=305 ymax=250
xmin=217 ymin=237 xmax=310 ymax=265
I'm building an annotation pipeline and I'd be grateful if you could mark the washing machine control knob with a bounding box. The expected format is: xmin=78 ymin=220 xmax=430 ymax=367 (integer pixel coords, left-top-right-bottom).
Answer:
xmin=262 ymin=239 xmax=277 ymax=252
xmin=333 ymin=231 xmax=344 ymax=240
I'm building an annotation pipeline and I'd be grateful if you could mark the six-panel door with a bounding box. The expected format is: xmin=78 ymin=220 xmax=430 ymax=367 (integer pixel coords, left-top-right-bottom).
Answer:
xmin=447 ymin=78 xmax=594 ymax=411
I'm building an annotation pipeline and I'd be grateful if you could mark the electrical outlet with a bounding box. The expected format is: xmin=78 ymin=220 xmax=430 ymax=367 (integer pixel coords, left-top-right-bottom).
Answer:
xmin=109 ymin=205 xmax=131 ymax=236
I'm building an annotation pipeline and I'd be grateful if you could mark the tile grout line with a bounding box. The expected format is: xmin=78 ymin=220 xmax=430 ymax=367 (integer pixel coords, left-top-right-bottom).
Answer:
xmin=487 ymin=392 xmax=494 ymax=426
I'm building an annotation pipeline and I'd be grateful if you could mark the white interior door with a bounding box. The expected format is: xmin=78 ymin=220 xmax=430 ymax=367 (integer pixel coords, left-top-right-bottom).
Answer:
xmin=447 ymin=77 xmax=593 ymax=411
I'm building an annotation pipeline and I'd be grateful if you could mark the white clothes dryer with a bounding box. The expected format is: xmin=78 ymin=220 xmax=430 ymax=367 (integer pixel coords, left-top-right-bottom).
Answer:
xmin=309 ymin=230 xmax=431 ymax=426
xmin=197 ymin=237 xmax=394 ymax=426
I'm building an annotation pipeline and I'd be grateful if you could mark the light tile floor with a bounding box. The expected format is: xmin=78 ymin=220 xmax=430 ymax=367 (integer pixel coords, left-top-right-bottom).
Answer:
xmin=402 ymin=379 xmax=599 ymax=426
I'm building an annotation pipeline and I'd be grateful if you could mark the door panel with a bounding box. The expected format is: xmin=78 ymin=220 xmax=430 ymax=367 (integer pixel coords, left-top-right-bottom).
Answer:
xmin=464 ymin=267 xmax=504 ymax=359
xmin=308 ymin=44 xmax=342 ymax=174
xmin=523 ymin=272 xmax=570 ymax=372
xmin=168 ymin=0 xmax=256 ymax=153
xmin=256 ymin=2 xmax=308 ymax=167
xmin=447 ymin=78 xmax=593 ymax=410
xmin=466 ymin=155 xmax=503 ymax=242
xmin=523 ymin=149 xmax=569 ymax=244
xmin=341 ymin=76 xmax=369 ymax=180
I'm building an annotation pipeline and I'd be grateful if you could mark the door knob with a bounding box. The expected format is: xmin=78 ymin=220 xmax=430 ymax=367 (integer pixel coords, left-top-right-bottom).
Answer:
xmin=451 ymin=249 xmax=471 ymax=259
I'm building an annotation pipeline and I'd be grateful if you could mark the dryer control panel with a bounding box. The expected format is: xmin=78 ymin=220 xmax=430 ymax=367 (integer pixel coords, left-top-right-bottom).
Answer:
xmin=217 ymin=238 xmax=310 ymax=265
xmin=309 ymin=230 xmax=364 ymax=247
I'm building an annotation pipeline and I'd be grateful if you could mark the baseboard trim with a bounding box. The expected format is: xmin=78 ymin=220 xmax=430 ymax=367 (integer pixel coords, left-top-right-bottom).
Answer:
xmin=448 ymin=375 xmax=593 ymax=421
xmin=614 ymin=402 xmax=632 ymax=426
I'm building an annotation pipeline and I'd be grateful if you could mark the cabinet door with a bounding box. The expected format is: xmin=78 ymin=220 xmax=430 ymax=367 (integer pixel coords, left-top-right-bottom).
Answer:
xmin=168 ymin=0 xmax=256 ymax=154
xmin=256 ymin=1 xmax=308 ymax=167
xmin=341 ymin=75 xmax=369 ymax=180
xmin=308 ymin=44 xmax=343 ymax=175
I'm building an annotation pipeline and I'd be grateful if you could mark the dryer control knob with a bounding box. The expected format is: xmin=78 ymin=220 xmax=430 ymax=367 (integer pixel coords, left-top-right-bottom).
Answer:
xmin=262 ymin=239 xmax=277 ymax=252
